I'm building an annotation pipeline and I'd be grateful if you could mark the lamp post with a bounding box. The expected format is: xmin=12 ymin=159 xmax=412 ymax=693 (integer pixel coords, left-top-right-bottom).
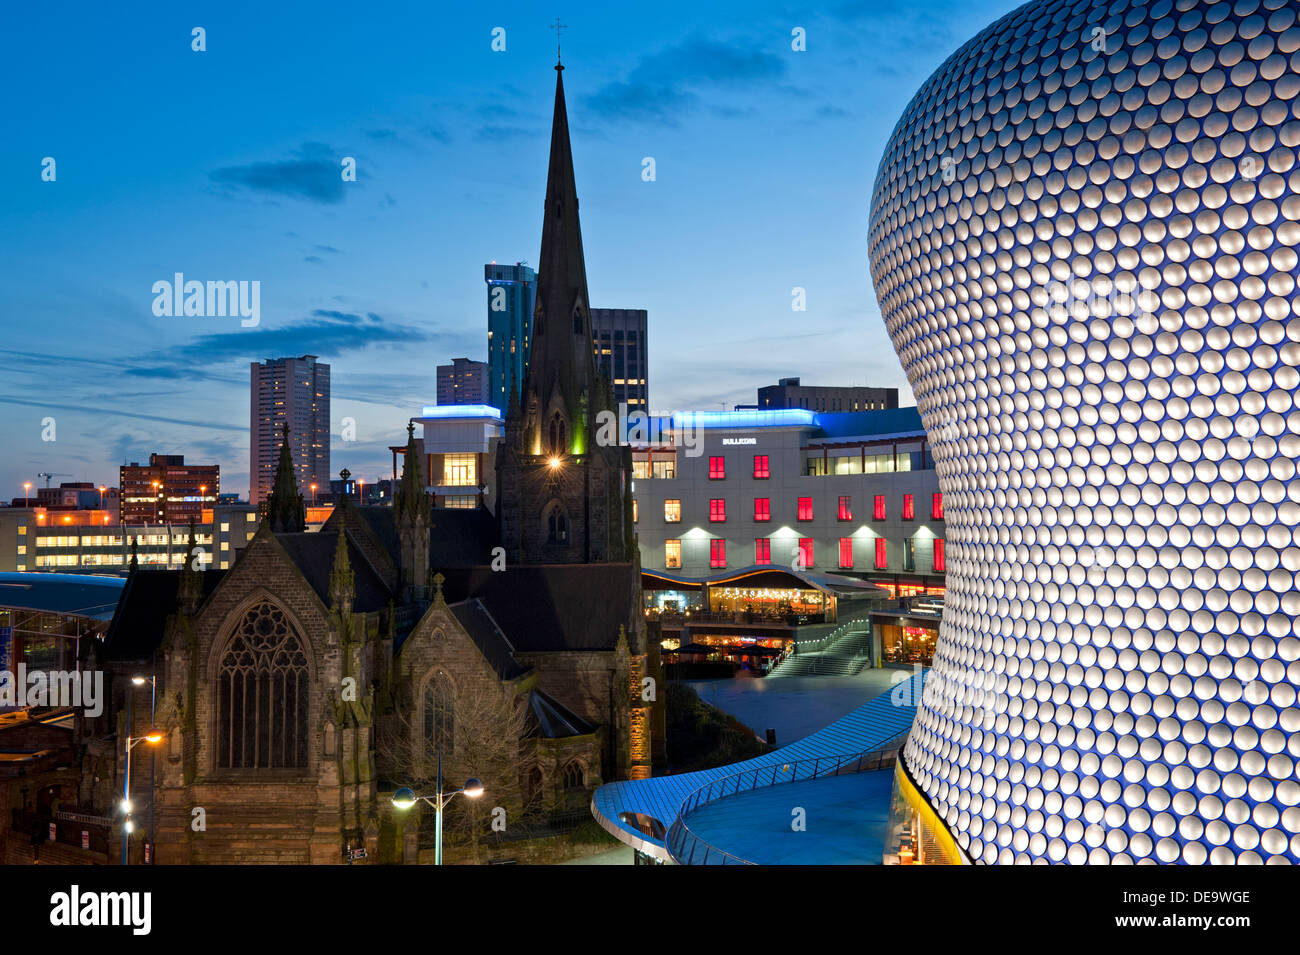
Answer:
xmin=23 ymin=481 xmax=31 ymax=504
xmin=357 ymin=478 xmax=365 ymax=505
xmin=390 ymin=750 xmax=483 ymax=865
xmin=132 ymin=675 xmax=157 ymax=862
xmin=98 ymin=485 xmax=106 ymax=510
xmin=121 ymin=730 xmax=162 ymax=865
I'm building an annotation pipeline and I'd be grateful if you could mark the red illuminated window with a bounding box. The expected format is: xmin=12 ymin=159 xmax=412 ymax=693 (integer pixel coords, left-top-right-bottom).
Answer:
xmin=903 ymin=493 xmax=915 ymax=520
xmin=753 ymin=455 xmax=770 ymax=479
xmin=873 ymin=495 xmax=886 ymax=520
xmin=754 ymin=497 xmax=770 ymax=522
xmin=932 ymin=492 xmax=944 ymax=520
xmin=798 ymin=538 xmax=814 ymax=569
xmin=874 ymin=537 xmax=887 ymax=569
xmin=839 ymin=538 xmax=854 ymax=569
xmin=838 ymin=496 xmax=852 ymax=521
xmin=755 ymin=538 xmax=770 ymax=565
xmin=797 ymin=497 xmax=813 ymax=521
xmin=709 ymin=499 xmax=726 ymax=522
xmin=710 ymin=539 xmax=726 ymax=568
xmin=709 ymin=456 xmax=726 ymax=479
xmin=934 ymin=538 xmax=945 ymax=572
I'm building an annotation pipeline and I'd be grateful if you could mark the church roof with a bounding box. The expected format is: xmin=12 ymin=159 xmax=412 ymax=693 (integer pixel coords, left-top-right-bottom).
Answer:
xmin=437 ymin=563 xmax=637 ymax=652
xmin=526 ymin=688 xmax=597 ymax=739
xmin=103 ymin=569 xmax=225 ymax=661
xmin=446 ymin=598 xmax=529 ymax=681
xmin=275 ymin=531 xmax=394 ymax=613
xmin=428 ymin=507 xmax=500 ymax=566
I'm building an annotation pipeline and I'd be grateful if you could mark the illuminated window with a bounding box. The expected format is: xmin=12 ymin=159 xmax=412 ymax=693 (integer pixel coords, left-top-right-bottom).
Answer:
xmin=838 ymin=496 xmax=852 ymax=521
xmin=903 ymin=493 xmax=915 ymax=520
xmin=753 ymin=455 xmax=770 ymax=479
xmin=798 ymin=538 xmax=814 ymax=569
xmin=932 ymin=492 xmax=944 ymax=520
xmin=443 ymin=453 xmax=476 ymax=486
xmin=839 ymin=538 xmax=854 ymax=569
xmin=709 ymin=456 xmax=726 ymax=480
xmin=874 ymin=538 xmax=887 ymax=570
xmin=754 ymin=497 xmax=770 ymax=522
xmin=934 ymin=539 xmax=945 ymax=572
xmin=664 ymin=499 xmax=681 ymax=522
xmin=710 ymin=539 xmax=726 ymax=568
xmin=665 ymin=539 xmax=681 ymax=568
xmin=709 ymin=499 xmax=726 ymax=522
xmin=755 ymin=538 xmax=770 ymax=565
xmin=797 ymin=497 xmax=813 ymax=521
xmin=874 ymin=495 xmax=886 ymax=520
xmin=652 ymin=459 xmax=676 ymax=479
xmin=633 ymin=460 xmax=652 ymax=479
xmin=633 ymin=500 xmax=638 ymax=523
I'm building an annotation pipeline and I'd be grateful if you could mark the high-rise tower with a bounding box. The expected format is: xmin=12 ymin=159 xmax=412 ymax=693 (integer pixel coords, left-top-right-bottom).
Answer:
xmin=496 ymin=63 xmax=634 ymax=565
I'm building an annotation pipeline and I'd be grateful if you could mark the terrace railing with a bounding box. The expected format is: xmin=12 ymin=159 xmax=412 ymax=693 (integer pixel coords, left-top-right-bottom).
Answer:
xmin=665 ymin=734 xmax=906 ymax=865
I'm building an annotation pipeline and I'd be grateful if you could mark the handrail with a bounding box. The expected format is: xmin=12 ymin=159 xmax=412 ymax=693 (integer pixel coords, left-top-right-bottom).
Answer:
xmin=665 ymin=734 xmax=906 ymax=865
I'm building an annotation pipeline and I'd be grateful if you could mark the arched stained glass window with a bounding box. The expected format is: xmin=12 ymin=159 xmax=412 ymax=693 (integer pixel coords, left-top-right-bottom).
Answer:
xmin=217 ymin=602 xmax=310 ymax=769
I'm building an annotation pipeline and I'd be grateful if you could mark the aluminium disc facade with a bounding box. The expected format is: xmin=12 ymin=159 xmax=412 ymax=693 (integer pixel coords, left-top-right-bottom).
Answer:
xmin=868 ymin=0 xmax=1300 ymax=863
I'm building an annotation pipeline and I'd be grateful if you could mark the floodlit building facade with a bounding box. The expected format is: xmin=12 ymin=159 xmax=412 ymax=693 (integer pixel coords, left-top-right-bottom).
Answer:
xmin=870 ymin=0 xmax=1300 ymax=864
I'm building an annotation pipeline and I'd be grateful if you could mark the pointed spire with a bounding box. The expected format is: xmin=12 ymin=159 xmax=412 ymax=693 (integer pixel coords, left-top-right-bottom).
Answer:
xmin=522 ymin=63 xmax=599 ymax=438
xmin=266 ymin=422 xmax=306 ymax=533
xmin=330 ymin=529 xmax=354 ymax=612
xmin=396 ymin=421 xmax=424 ymax=521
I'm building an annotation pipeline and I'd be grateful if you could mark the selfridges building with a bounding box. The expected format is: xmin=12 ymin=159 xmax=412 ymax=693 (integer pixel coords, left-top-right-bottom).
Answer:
xmin=869 ymin=0 xmax=1300 ymax=864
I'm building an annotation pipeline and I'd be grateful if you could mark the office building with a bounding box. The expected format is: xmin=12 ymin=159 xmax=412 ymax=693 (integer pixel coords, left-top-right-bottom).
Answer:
xmin=435 ymin=357 xmax=489 ymax=406
xmin=591 ymin=307 xmax=649 ymax=410
xmin=485 ymin=262 xmax=536 ymax=414
xmin=413 ymin=404 xmax=504 ymax=510
xmin=250 ymin=355 xmax=330 ymax=505
xmin=119 ymin=454 xmax=219 ymax=525
xmin=758 ymin=377 xmax=898 ymax=413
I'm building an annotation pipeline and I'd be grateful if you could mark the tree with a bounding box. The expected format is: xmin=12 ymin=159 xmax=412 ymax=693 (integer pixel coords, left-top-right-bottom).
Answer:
xmin=379 ymin=678 xmax=538 ymax=864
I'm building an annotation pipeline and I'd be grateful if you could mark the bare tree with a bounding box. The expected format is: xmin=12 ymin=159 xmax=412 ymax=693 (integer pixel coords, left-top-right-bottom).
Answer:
xmin=379 ymin=680 xmax=539 ymax=864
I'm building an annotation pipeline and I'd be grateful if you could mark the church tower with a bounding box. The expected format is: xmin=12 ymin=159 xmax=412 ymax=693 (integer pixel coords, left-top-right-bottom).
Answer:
xmin=497 ymin=62 xmax=634 ymax=565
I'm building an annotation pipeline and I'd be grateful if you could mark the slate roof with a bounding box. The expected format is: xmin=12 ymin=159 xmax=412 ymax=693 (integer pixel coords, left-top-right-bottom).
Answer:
xmin=437 ymin=563 xmax=637 ymax=652
xmin=275 ymin=531 xmax=394 ymax=613
xmin=527 ymin=689 xmax=596 ymax=739
xmin=103 ymin=569 xmax=225 ymax=661
xmin=428 ymin=507 xmax=500 ymax=566
xmin=446 ymin=598 xmax=529 ymax=681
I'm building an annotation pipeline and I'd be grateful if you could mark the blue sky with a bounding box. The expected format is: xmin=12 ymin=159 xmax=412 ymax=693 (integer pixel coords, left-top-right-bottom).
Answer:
xmin=0 ymin=0 xmax=1020 ymax=499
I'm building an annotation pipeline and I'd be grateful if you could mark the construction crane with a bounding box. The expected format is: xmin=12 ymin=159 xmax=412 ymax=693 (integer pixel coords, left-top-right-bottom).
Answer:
xmin=37 ymin=472 xmax=71 ymax=487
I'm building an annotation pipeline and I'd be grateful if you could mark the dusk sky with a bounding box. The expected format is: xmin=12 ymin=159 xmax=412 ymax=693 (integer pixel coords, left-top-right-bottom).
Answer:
xmin=1 ymin=0 xmax=1020 ymax=500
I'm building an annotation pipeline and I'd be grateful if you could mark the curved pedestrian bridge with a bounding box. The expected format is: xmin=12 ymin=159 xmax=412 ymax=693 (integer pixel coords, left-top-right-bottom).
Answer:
xmin=591 ymin=669 xmax=925 ymax=862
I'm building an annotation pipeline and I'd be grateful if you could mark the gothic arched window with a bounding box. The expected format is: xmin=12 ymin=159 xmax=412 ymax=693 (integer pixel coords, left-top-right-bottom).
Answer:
xmin=561 ymin=760 xmax=584 ymax=790
xmin=547 ymin=505 xmax=569 ymax=545
xmin=217 ymin=602 xmax=310 ymax=770
xmin=548 ymin=412 xmax=567 ymax=455
xmin=423 ymin=672 xmax=454 ymax=755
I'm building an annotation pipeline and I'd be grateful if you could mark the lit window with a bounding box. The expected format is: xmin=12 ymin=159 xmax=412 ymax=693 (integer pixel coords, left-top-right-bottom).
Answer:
xmin=875 ymin=537 xmax=887 ymax=570
xmin=874 ymin=495 xmax=886 ymax=520
xmin=710 ymin=539 xmax=726 ymax=568
xmin=753 ymin=455 xmax=770 ymax=479
xmin=839 ymin=538 xmax=854 ymax=569
xmin=754 ymin=498 xmax=770 ymax=522
xmin=633 ymin=460 xmax=652 ymax=479
xmin=932 ymin=492 xmax=944 ymax=520
xmin=633 ymin=500 xmax=638 ymax=523
xmin=709 ymin=499 xmax=726 ymax=522
xmin=934 ymin=539 xmax=945 ymax=572
xmin=798 ymin=538 xmax=814 ymax=569
xmin=838 ymin=496 xmax=852 ymax=521
xmin=246 ymin=513 xmax=257 ymax=522
xmin=709 ymin=456 xmax=726 ymax=480
xmin=903 ymin=494 xmax=915 ymax=520
xmin=443 ymin=453 xmax=477 ymax=486
xmin=665 ymin=539 xmax=681 ymax=568
xmin=664 ymin=499 xmax=681 ymax=522
xmin=755 ymin=538 xmax=770 ymax=565
xmin=797 ymin=497 xmax=813 ymax=521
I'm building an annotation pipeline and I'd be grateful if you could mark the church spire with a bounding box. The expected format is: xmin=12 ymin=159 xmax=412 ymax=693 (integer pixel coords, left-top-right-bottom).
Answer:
xmin=518 ymin=62 xmax=600 ymax=452
xmin=396 ymin=422 xmax=424 ymax=520
xmin=265 ymin=422 xmax=306 ymax=533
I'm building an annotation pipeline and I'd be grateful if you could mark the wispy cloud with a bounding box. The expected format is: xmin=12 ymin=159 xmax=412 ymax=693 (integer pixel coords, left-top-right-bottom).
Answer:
xmin=209 ymin=142 xmax=351 ymax=203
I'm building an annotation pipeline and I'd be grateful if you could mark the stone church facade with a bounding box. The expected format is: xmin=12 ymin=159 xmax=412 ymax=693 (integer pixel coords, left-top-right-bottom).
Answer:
xmin=87 ymin=62 xmax=660 ymax=865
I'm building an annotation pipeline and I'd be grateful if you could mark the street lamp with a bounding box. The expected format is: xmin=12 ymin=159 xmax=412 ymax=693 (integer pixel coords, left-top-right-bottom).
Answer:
xmin=357 ymin=478 xmax=365 ymax=504
xmin=132 ymin=674 xmax=157 ymax=861
xmin=98 ymin=485 xmax=106 ymax=509
xmin=310 ymin=483 xmax=317 ymax=506
xmin=121 ymin=730 xmax=163 ymax=865
xmin=22 ymin=481 xmax=31 ymax=504
xmin=390 ymin=765 xmax=484 ymax=865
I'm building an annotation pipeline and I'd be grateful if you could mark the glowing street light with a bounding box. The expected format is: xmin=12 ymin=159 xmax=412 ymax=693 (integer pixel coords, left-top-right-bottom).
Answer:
xmin=121 ymin=729 xmax=163 ymax=865
xmin=310 ymin=482 xmax=317 ymax=506
xmin=390 ymin=768 xmax=484 ymax=865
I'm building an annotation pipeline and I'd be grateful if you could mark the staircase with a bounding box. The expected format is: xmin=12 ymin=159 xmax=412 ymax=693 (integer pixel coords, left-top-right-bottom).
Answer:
xmin=769 ymin=620 xmax=874 ymax=678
